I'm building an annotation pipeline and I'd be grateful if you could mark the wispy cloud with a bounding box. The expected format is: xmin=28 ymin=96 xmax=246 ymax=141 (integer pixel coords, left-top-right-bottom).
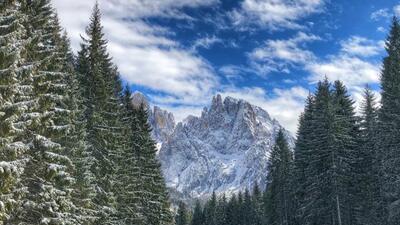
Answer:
xmin=230 ymin=0 xmax=325 ymax=30
xmin=192 ymin=35 xmax=224 ymax=51
xmin=371 ymin=8 xmax=390 ymax=21
xmin=248 ymin=32 xmax=321 ymax=75
xmin=340 ymin=36 xmax=384 ymax=57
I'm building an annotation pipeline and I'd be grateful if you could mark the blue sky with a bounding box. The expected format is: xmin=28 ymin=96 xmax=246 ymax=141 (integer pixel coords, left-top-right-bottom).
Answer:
xmin=54 ymin=0 xmax=400 ymax=132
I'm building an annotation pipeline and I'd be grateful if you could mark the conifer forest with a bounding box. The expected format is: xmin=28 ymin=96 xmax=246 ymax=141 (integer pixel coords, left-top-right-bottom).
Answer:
xmin=1 ymin=1 xmax=400 ymax=225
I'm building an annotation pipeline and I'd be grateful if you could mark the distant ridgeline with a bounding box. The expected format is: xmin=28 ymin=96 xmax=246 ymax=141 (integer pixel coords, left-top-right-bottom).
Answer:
xmin=0 ymin=1 xmax=171 ymax=224
xmin=2 ymin=1 xmax=400 ymax=225
xmin=176 ymin=19 xmax=400 ymax=225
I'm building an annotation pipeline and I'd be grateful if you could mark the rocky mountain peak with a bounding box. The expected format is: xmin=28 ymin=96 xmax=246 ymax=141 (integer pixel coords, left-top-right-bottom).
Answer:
xmin=131 ymin=91 xmax=150 ymax=110
xmin=159 ymin=95 xmax=294 ymax=202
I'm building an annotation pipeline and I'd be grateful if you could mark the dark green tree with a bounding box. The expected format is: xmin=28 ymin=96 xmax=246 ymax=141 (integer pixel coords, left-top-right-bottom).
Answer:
xmin=76 ymin=3 xmax=126 ymax=223
xmin=264 ymin=129 xmax=294 ymax=225
xmin=191 ymin=200 xmax=204 ymax=225
xmin=135 ymin=103 xmax=173 ymax=224
xmin=356 ymin=86 xmax=383 ymax=225
xmin=175 ymin=201 xmax=189 ymax=225
xmin=10 ymin=0 xmax=82 ymax=223
xmin=0 ymin=0 xmax=32 ymax=221
xmin=378 ymin=17 xmax=400 ymax=225
xmin=204 ymin=192 xmax=217 ymax=225
xmin=293 ymin=95 xmax=315 ymax=225
xmin=331 ymin=80 xmax=359 ymax=225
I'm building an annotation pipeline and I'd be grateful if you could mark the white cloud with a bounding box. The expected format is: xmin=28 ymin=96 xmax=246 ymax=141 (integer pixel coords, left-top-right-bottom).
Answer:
xmin=192 ymin=35 xmax=224 ymax=51
xmin=306 ymin=36 xmax=382 ymax=89
xmin=340 ymin=36 xmax=384 ymax=57
xmin=248 ymin=32 xmax=320 ymax=74
xmin=230 ymin=0 xmax=324 ymax=30
xmin=306 ymin=55 xmax=380 ymax=87
xmin=53 ymin=0 xmax=220 ymax=109
xmin=377 ymin=26 xmax=386 ymax=33
xmin=371 ymin=8 xmax=390 ymax=21
xmin=220 ymin=86 xmax=309 ymax=133
xmin=371 ymin=5 xmax=400 ymax=21
xmin=394 ymin=5 xmax=400 ymax=17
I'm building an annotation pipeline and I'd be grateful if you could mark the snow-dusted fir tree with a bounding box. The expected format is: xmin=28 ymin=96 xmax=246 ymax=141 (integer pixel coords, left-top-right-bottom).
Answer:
xmin=295 ymin=79 xmax=358 ymax=225
xmin=135 ymin=104 xmax=173 ymax=224
xmin=0 ymin=0 xmax=32 ymax=222
xmin=9 ymin=0 xmax=80 ymax=224
xmin=331 ymin=80 xmax=359 ymax=225
xmin=76 ymin=3 xmax=126 ymax=223
xmin=293 ymin=95 xmax=315 ymax=224
xmin=264 ymin=129 xmax=294 ymax=225
xmin=115 ymin=87 xmax=143 ymax=224
xmin=356 ymin=87 xmax=383 ymax=225
xmin=378 ymin=17 xmax=400 ymax=225
xmin=175 ymin=202 xmax=189 ymax=225
xmin=302 ymin=80 xmax=335 ymax=225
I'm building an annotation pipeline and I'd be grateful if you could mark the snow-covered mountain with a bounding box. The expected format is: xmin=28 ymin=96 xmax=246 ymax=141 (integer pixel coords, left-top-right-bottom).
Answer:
xmin=158 ymin=94 xmax=294 ymax=202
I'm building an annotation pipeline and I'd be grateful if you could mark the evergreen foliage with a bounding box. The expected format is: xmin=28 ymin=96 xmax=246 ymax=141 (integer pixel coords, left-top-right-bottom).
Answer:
xmin=264 ymin=129 xmax=294 ymax=225
xmin=356 ymin=87 xmax=383 ymax=225
xmin=379 ymin=17 xmax=400 ymax=225
xmin=175 ymin=201 xmax=189 ymax=225
xmin=0 ymin=0 xmax=32 ymax=222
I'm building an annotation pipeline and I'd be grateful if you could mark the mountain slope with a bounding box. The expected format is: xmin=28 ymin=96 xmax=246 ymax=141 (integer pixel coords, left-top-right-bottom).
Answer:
xmin=159 ymin=94 xmax=294 ymax=201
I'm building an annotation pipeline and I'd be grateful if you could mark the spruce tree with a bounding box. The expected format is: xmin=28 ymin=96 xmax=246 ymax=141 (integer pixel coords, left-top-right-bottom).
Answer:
xmin=264 ymin=129 xmax=294 ymax=225
xmin=115 ymin=87 xmax=143 ymax=224
xmin=76 ymin=3 xmax=127 ymax=223
xmin=203 ymin=192 xmax=217 ymax=225
xmin=8 ymin=0 xmax=81 ymax=223
xmin=134 ymin=103 xmax=173 ymax=224
xmin=216 ymin=194 xmax=228 ymax=225
xmin=0 ymin=0 xmax=32 ymax=222
xmin=293 ymin=95 xmax=315 ymax=225
xmin=175 ymin=201 xmax=189 ymax=225
xmin=331 ymin=80 xmax=359 ymax=225
xmin=191 ymin=200 xmax=204 ymax=225
xmin=378 ymin=17 xmax=400 ymax=225
xmin=356 ymin=87 xmax=383 ymax=225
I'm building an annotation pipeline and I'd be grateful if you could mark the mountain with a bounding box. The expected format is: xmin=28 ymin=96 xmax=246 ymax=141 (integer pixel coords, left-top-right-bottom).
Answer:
xmin=131 ymin=92 xmax=175 ymax=147
xmin=158 ymin=94 xmax=294 ymax=202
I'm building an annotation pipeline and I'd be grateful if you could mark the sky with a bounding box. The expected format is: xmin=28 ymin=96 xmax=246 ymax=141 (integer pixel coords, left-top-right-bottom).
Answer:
xmin=53 ymin=0 xmax=400 ymax=133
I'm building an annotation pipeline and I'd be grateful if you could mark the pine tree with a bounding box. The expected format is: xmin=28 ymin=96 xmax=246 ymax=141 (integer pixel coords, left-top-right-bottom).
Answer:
xmin=251 ymin=183 xmax=263 ymax=225
xmin=302 ymin=79 xmax=335 ymax=225
xmin=7 ymin=0 xmax=82 ymax=223
xmin=76 ymin=3 xmax=127 ymax=223
xmin=115 ymin=87 xmax=143 ymax=224
xmin=378 ymin=17 xmax=400 ymax=225
xmin=356 ymin=86 xmax=383 ymax=225
xmin=135 ymin=103 xmax=173 ymax=224
xmin=294 ymin=80 xmax=358 ymax=225
xmin=191 ymin=200 xmax=204 ymax=225
xmin=216 ymin=194 xmax=228 ymax=225
xmin=226 ymin=194 xmax=238 ymax=225
xmin=264 ymin=129 xmax=294 ymax=225
xmin=175 ymin=201 xmax=189 ymax=225
xmin=331 ymin=80 xmax=359 ymax=225
xmin=0 ymin=0 xmax=32 ymax=222
xmin=293 ymin=95 xmax=315 ymax=225
xmin=203 ymin=192 xmax=217 ymax=225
